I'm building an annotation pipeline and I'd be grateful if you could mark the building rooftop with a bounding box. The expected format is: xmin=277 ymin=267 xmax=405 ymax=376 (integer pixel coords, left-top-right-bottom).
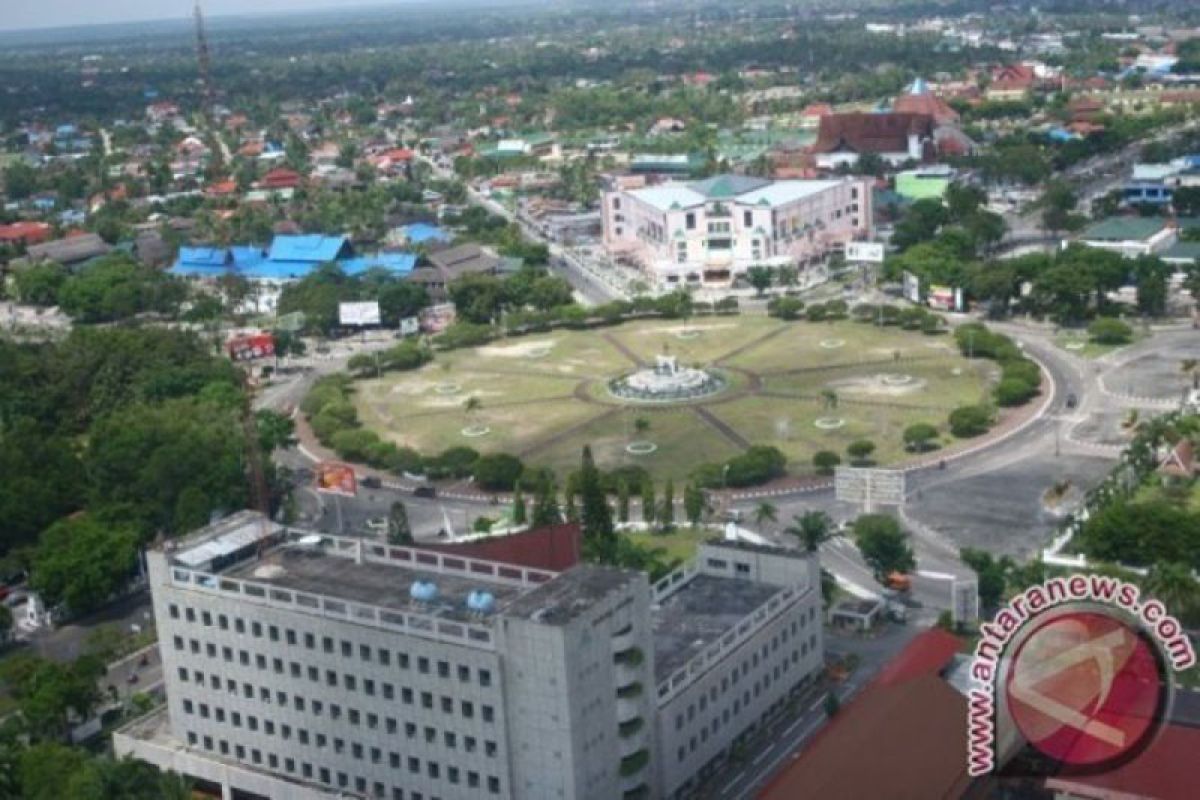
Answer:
xmin=501 ymin=564 xmax=639 ymax=626
xmin=1080 ymin=216 xmax=1169 ymax=242
xmin=627 ymin=175 xmax=848 ymax=212
xmin=651 ymin=573 xmax=781 ymax=682
xmin=223 ymin=540 xmax=529 ymax=625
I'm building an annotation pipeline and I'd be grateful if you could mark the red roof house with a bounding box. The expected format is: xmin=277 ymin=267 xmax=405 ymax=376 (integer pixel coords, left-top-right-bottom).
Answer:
xmin=258 ymin=167 xmax=303 ymax=191
xmin=0 ymin=221 xmax=52 ymax=246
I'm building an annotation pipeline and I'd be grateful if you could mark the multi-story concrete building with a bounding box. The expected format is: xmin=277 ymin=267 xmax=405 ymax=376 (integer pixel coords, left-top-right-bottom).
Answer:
xmin=601 ymin=173 xmax=871 ymax=288
xmin=115 ymin=512 xmax=822 ymax=800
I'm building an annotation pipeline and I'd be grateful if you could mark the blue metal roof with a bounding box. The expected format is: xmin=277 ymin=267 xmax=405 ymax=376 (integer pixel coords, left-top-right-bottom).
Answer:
xmin=267 ymin=234 xmax=351 ymax=264
xmin=172 ymin=237 xmax=414 ymax=280
xmin=178 ymin=246 xmax=230 ymax=268
xmin=403 ymin=223 xmax=451 ymax=244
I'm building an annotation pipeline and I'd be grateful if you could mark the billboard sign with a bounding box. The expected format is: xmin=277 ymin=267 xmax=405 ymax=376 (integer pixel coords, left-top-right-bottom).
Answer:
xmin=419 ymin=303 xmax=457 ymax=334
xmin=399 ymin=316 xmax=421 ymax=336
xmin=928 ymin=285 xmax=964 ymax=312
xmin=902 ymin=270 xmax=921 ymax=304
xmin=339 ymin=302 xmax=381 ymax=327
xmin=315 ymin=462 xmax=358 ymax=497
xmin=227 ymin=333 xmax=275 ymax=361
xmin=845 ymin=242 xmax=885 ymax=263
xmin=834 ymin=467 xmax=906 ymax=510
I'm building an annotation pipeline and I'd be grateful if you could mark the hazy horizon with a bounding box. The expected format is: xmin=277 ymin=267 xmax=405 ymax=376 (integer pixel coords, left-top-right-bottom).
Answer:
xmin=0 ymin=0 xmax=500 ymax=33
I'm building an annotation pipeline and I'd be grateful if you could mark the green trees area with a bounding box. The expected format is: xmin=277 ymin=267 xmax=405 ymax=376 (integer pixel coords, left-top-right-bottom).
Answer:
xmin=277 ymin=263 xmax=430 ymax=335
xmin=886 ymin=186 xmax=1188 ymax=325
xmin=14 ymin=254 xmax=188 ymax=323
xmin=0 ymin=327 xmax=287 ymax=617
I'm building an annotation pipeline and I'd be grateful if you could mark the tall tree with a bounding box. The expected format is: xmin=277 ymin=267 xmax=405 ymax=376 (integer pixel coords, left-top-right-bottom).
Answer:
xmin=852 ymin=514 xmax=916 ymax=584
xmin=387 ymin=501 xmax=412 ymax=544
xmin=616 ymin=479 xmax=630 ymax=524
xmin=786 ymin=510 xmax=834 ymax=552
xmin=578 ymin=446 xmax=614 ymax=550
xmin=753 ymin=501 xmax=778 ymax=531
xmin=531 ymin=477 xmax=561 ymax=528
xmin=641 ymin=480 xmax=656 ymax=525
xmin=511 ymin=483 xmax=527 ymax=527
xmin=660 ymin=479 xmax=676 ymax=529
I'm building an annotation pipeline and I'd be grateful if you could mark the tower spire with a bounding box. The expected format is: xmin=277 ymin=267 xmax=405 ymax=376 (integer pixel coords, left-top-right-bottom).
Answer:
xmin=194 ymin=1 xmax=214 ymax=119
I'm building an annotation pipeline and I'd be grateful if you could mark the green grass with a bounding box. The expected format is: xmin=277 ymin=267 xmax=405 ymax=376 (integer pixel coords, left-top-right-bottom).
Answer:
xmin=353 ymin=318 xmax=989 ymax=481
xmin=1054 ymin=329 xmax=1144 ymax=360
xmin=624 ymin=527 xmax=715 ymax=562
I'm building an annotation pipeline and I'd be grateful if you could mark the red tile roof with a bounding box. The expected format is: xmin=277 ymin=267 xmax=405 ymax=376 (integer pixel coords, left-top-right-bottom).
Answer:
xmin=894 ymin=92 xmax=960 ymax=125
xmin=813 ymin=112 xmax=935 ymax=155
xmin=1045 ymin=723 xmax=1200 ymax=800
xmin=0 ymin=221 xmax=52 ymax=245
xmin=758 ymin=629 xmax=969 ymax=800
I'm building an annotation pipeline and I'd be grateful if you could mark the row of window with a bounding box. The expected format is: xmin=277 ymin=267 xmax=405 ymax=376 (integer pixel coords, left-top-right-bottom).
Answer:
xmin=175 ymin=661 xmax=498 ymax=743
xmin=168 ymin=604 xmax=493 ymax=688
xmin=183 ymin=729 xmax=501 ymax=799
xmin=674 ymin=645 xmax=811 ymax=763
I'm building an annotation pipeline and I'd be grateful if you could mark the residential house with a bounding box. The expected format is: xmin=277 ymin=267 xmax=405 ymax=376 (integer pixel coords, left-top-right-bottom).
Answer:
xmin=24 ymin=232 xmax=112 ymax=269
xmin=406 ymin=243 xmax=507 ymax=301
xmin=987 ymin=64 xmax=1038 ymax=101
xmin=0 ymin=221 xmax=53 ymax=247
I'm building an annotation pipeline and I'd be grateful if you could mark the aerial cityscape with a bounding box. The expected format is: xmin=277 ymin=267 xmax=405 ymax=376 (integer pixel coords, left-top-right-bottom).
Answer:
xmin=0 ymin=0 xmax=1198 ymax=798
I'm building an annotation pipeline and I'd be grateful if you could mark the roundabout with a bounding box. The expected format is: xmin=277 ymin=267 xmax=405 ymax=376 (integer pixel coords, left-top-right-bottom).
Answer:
xmin=352 ymin=317 xmax=995 ymax=481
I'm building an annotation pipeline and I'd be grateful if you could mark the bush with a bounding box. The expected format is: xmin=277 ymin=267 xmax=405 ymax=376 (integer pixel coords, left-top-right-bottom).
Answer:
xmin=902 ymin=423 xmax=939 ymax=452
xmin=380 ymin=341 xmax=432 ymax=372
xmin=920 ymin=315 xmax=943 ymax=335
xmin=846 ymin=439 xmax=876 ymax=464
xmin=473 ymin=453 xmax=525 ymax=491
xmin=805 ymin=303 xmax=828 ymax=322
xmin=812 ymin=450 xmax=841 ymax=475
xmin=331 ymin=428 xmax=383 ymax=462
xmin=767 ymin=296 xmax=805 ymax=320
xmin=724 ymin=445 xmax=788 ymax=487
xmin=1000 ymin=359 xmax=1041 ymax=388
xmin=425 ymin=446 xmax=480 ymax=480
xmin=949 ymin=405 xmax=993 ymax=438
xmin=994 ymin=377 xmax=1038 ymax=407
xmin=386 ymin=446 xmax=425 ymax=476
xmin=434 ymin=322 xmax=496 ymax=350
xmin=1088 ymin=317 xmax=1133 ymax=345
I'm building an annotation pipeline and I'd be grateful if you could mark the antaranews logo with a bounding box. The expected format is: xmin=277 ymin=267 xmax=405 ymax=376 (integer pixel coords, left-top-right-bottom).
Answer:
xmin=966 ymin=574 xmax=1195 ymax=777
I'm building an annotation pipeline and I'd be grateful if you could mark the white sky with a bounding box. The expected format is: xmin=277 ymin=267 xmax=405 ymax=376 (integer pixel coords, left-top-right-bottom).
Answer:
xmin=0 ymin=1 xmax=439 ymax=32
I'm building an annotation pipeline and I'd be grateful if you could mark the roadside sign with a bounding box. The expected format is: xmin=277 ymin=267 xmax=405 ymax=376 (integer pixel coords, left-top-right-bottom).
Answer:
xmin=339 ymin=302 xmax=381 ymax=327
xmin=316 ymin=462 xmax=358 ymax=497
xmin=845 ymin=242 xmax=885 ymax=263
xmin=399 ymin=316 xmax=420 ymax=336
xmin=953 ymin=578 xmax=980 ymax=625
xmin=834 ymin=467 xmax=905 ymax=511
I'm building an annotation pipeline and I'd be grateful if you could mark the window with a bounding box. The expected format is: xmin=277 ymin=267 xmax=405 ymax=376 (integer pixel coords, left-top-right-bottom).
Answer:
xmin=744 ymin=210 xmax=752 ymax=227
xmin=341 ymin=640 xmax=352 ymax=657
xmin=285 ymin=629 xmax=296 ymax=645
xmin=251 ymin=622 xmax=262 ymax=637
xmin=379 ymin=648 xmax=390 ymax=666
xmin=482 ymin=705 xmax=495 ymax=723
xmin=461 ymin=700 xmax=474 ymax=718
xmin=479 ymin=669 xmax=492 ymax=687
xmin=418 ymin=657 xmax=430 ymax=674
xmin=269 ymin=625 xmax=279 ymax=642
xmin=612 ymin=197 xmax=621 ymax=210
xmin=686 ymin=212 xmax=696 ymax=230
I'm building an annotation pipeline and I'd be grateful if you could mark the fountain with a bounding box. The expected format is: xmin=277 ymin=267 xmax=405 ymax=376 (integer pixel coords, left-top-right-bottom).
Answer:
xmin=608 ymin=351 xmax=726 ymax=403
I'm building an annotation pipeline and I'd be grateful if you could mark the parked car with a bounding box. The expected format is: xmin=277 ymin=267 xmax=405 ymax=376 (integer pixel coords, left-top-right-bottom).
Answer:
xmin=1066 ymin=393 xmax=1078 ymax=410
xmin=361 ymin=476 xmax=382 ymax=490
xmin=413 ymin=485 xmax=437 ymax=499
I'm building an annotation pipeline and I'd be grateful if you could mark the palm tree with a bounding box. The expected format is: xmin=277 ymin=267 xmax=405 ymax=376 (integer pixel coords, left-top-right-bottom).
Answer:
xmin=1145 ymin=562 xmax=1200 ymax=625
xmin=785 ymin=510 xmax=835 ymax=552
xmin=752 ymin=502 xmax=778 ymax=532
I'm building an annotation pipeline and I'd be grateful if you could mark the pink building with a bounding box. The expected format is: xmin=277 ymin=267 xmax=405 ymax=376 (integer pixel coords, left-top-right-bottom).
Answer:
xmin=602 ymin=174 xmax=871 ymax=288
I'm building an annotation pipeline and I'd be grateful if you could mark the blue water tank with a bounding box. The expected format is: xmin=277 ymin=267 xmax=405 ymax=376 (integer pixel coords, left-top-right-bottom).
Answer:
xmin=467 ymin=591 xmax=496 ymax=614
xmin=410 ymin=581 xmax=438 ymax=602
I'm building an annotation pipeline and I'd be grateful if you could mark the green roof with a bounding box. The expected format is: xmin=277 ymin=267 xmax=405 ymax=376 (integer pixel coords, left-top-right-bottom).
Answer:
xmin=690 ymin=174 xmax=770 ymax=199
xmin=1162 ymin=241 xmax=1200 ymax=264
xmin=1081 ymin=217 xmax=1169 ymax=243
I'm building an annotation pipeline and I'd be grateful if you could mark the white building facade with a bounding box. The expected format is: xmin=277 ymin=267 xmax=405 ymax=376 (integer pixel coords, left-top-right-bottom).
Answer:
xmin=114 ymin=513 xmax=823 ymax=800
xmin=601 ymin=174 xmax=872 ymax=288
